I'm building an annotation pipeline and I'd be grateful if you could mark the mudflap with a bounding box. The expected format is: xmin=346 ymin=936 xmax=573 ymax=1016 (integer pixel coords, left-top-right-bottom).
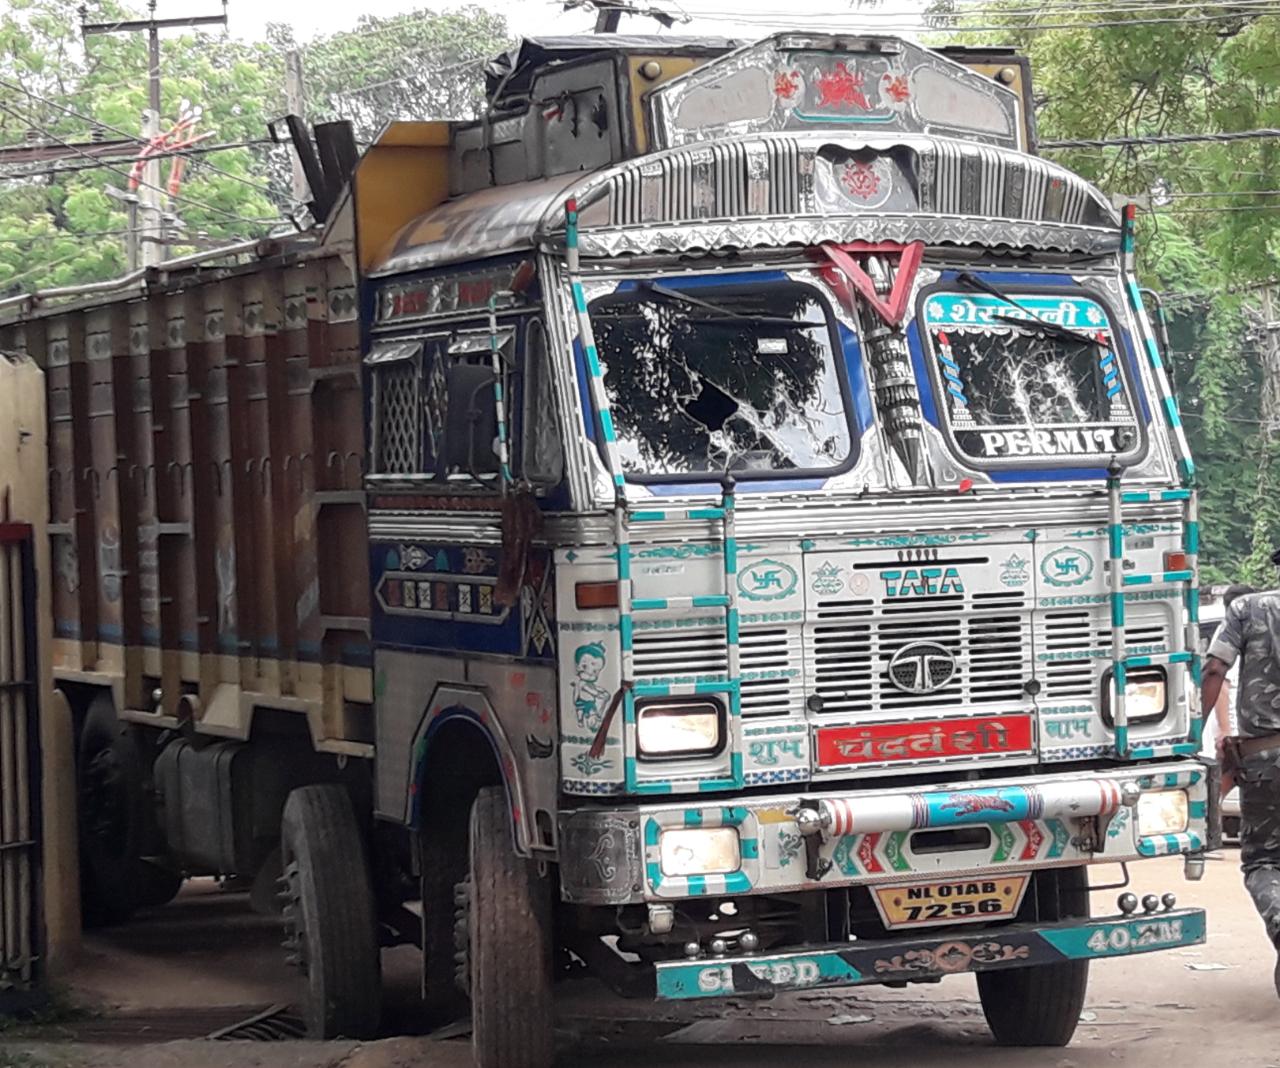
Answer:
xmin=653 ymin=907 xmax=1206 ymax=1001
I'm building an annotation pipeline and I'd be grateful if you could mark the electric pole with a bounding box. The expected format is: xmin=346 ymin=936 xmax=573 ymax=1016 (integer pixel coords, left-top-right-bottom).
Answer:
xmin=284 ymin=49 xmax=309 ymax=204
xmin=80 ymin=0 xmax=229 ymax=267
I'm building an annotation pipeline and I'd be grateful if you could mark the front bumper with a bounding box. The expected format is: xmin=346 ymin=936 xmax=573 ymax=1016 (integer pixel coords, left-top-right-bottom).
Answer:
xmin=559 ymin=760 xmax=1210 ymax=904
xmin=653 ymin=907 xmax=1206 ymax=1000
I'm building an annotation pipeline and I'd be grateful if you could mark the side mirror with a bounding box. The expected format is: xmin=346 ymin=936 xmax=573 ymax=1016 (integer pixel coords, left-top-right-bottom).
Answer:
xmin=441 ymin=363 xmax=500 ymax=478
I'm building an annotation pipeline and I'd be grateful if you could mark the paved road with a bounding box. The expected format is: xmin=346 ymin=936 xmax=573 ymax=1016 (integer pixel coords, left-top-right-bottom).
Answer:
xmin=7 ymin=852 xmax=1276 ymax=1068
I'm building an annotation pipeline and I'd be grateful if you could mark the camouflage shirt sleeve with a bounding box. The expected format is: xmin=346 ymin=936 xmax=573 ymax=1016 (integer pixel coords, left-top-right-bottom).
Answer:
xmin=1208 ymin=599 xmax=1247 ymax=667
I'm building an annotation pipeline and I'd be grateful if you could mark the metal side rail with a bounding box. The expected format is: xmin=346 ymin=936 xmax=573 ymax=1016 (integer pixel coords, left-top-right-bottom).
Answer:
xmin=564 ymin=196 xmax=743 ymax=796
xmin=1105 ymin=473 xmax=1200 ymax=760
xmin=652 ymin=907 xmax=1206 ymax=1000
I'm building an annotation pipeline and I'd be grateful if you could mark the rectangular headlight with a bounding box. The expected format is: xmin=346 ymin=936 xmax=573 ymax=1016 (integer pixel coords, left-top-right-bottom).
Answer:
xmin=1103 ymin=667 xmax=1168 ymax=726
xmin=1137 ymin=789 xmax=1189 ymax=837
xmin=637 ymin=700 xmax=723 ymax=759
xmin=660 ymin=827 xmax=741 ymax=877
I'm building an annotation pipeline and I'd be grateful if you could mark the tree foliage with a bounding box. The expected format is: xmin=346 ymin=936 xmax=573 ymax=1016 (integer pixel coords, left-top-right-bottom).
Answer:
xmin=931 ymin=2 xmax=1280 ymax=582
xmin=0 ymin=1 xmax=509 ymax=292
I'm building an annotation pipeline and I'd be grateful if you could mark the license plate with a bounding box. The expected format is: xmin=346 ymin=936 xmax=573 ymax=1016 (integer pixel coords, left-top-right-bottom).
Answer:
xmin=872 ymin=875 xmax=1030 ymax=930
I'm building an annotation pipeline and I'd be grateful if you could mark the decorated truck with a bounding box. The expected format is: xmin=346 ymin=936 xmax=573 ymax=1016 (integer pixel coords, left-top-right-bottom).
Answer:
xmin=0 ymin=31 xmax=1214 ymax=1068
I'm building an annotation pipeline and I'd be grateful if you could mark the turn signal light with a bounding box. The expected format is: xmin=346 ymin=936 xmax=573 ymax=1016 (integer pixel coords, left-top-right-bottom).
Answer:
xmin=1164 ymin=551 xmax=1189 ymax=572
xmin=575 ymin=581 xmax=619 ymax=609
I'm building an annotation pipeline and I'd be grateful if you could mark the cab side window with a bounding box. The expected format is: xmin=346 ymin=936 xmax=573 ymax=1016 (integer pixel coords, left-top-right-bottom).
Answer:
xmin=521 ymin=319 xmax=564 ymax=486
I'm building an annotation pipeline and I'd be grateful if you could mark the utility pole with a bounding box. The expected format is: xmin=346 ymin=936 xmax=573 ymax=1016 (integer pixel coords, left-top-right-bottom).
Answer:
xmin=284 ymin=49 xmax=309 ymax=204
xmin=81 ymin=0 xmax=229 ymax=266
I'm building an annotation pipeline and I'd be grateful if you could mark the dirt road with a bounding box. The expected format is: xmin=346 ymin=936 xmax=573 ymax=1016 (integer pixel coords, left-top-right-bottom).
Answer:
xmin=4 ymin=852 xmax=1275 ymax=1068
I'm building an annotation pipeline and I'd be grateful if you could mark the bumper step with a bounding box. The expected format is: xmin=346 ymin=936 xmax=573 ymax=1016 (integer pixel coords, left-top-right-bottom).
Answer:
xmin=653 ymin=907 xmax=1205 ymax=1000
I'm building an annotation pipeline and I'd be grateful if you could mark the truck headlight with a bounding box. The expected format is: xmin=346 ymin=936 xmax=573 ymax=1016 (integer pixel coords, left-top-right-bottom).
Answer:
xmin=1137 ymin=789 xmax=1189 ymax=837
xmin=660 ymin=827 xmax=741 ymax=877
xmin=637 ymin=700 xmax=723 ymax=759
xmin=1103 ymin=667 xmax=1168 ymax=726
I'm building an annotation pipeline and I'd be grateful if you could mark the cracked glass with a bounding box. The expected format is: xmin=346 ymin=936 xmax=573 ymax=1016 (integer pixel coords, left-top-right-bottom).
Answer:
xmin=921 ymin=290 xmax=1140 ymax=463
xmin=588 ymin=279 xmax=854 ymax=479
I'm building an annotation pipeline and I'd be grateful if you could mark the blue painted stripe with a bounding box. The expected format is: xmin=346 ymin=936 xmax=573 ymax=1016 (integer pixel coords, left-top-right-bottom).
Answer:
xmin=684 ymin=809 xmax=704 ymax=827
xmin=1111 ymin=596 xmax=1125 ymax=628
xmin=1186 ymin=520 xmax=1200 ymax=554
xmin=687 ymin=508 xmax=726 ymax=521
xmin=629 ymin=510 xmax=669 ymax=522
xmin=723 ymin=872 xmax=752 ymax=893
xmin=692 ymin=595 xmax=731 ymax=608
xmin=687 ymin=875 xmax=708 ymax=896
xmin=1123 ymin=570 xmax=1192 ymax=587
xmin=599 ymin=409 xmax=617 ymax=442
xmin=632 ymin=598 xmax=669 ymax=611
xmin=644 ymin=819 xmax=661 ymax=846
xmin=619 ymin=613 xmax=633 ymax=652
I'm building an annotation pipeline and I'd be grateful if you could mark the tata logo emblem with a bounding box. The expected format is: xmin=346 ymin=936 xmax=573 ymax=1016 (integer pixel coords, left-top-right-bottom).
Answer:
xmin=887 ymin=642 xmax=957 ymax=695
xmin=880 ymin=566 xmax=964 ymax=598
xmin=1040 ymin=546 xmax=1094 ymax=588
xmin=737 ymin=558 xmax=798 ymax=601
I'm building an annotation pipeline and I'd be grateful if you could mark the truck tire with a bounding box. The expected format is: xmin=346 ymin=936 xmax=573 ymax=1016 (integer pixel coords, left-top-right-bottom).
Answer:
xmin=465 ymin=786 xmax=554 ymax=1068
xmin=421 ymin=818 xmax=470 ymax=1025
xmin=977 ymin=866 xmax=1090 ymax=1046
xmin=280 ymin=784 xmax=382 ymax=1040
xmin=77 ymin=694 xmax=145 ymax=926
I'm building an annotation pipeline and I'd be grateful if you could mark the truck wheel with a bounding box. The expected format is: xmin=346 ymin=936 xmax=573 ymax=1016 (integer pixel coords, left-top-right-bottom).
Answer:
xmin=421 ymin=818 xmax=470 ymax=1025
xmin=464 ymin=786 xmax=554 ymax=1068
xmin=77 ymin=694 xmax=145 ymax=926
xmin=977 ymin=866 xmax=1090 ymax=1046
xmin=280 ymin=784 xmax=382 ymax=1039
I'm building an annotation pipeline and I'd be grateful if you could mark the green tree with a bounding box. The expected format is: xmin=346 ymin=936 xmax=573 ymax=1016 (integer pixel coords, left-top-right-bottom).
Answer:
xmin=0 ymin=1 xmax=509 ymax=291
xmin=932 ymin=1 xmax=1280 ymax=581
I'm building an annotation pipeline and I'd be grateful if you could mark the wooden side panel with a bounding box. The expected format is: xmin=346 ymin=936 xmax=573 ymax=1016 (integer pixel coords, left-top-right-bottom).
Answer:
xmin=2 ymin=249 xmax=372 ymax=748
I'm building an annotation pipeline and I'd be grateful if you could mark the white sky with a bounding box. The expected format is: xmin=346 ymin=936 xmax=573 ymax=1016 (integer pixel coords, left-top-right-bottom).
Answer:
xmin=156 ymin=0 xmax=932 ymax=44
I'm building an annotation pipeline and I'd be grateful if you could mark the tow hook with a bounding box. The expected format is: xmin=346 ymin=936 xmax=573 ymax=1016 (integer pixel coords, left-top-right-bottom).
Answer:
xmin=789 ymin=803 xmax=831 ymax=881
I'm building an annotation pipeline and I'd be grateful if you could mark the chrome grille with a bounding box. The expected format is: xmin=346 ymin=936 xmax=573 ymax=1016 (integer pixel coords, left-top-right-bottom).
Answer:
xmin=631 ymin=625 xmax=801 ymax=717
xmin=1040 ymin=607 xmax=1170 ymax=701
xmin=810 ymin=589 xmax=1030 ymax=715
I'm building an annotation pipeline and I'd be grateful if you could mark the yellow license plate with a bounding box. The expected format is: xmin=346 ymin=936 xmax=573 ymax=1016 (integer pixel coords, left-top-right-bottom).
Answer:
xmin=872 ymin=875 xmax=1030 ymax=930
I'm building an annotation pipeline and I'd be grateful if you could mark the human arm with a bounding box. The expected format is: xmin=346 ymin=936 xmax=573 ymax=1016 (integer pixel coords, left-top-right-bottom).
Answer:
xmin=1201 ymin=655 xmax=1229 ymax=722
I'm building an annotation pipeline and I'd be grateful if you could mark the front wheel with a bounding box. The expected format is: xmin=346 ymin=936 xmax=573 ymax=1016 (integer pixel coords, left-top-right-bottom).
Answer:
xmin=280 ymin=784 xmax=382 ymax=1039
xmin=976 ymin=866 xmax=1090 ymax=1046
xmin=464 ymin=786 xmax=555 ymax=1068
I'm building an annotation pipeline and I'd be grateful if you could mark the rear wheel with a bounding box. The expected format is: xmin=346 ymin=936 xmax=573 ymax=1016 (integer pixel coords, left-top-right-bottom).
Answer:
xmin=464 ymin=786 xmax=554 ymax=1068
xmin=280 ymin=784 xmax=382 ymax=1039
xmin=77 ymin=695 xmax=147 ymax=925
xmin=977 ymin=866 xmax=1090 ymax=1046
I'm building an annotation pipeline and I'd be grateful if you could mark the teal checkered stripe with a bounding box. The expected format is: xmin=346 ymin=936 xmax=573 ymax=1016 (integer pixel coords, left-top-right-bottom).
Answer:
xmin=643 ymin=808 xmax=758 ymax=897
xmin=1137 ymin=767 xmax=1204 ymax=790
xmin=1137 ymin=831 xmax=1203 ymax=858
xmin=1123 ymin=570 xmax=1193 ymax=588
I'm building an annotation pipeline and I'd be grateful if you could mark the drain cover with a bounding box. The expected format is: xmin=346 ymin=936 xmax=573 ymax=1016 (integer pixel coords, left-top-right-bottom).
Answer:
xmin=207 ymin=1004 xmax=306 ymax=1041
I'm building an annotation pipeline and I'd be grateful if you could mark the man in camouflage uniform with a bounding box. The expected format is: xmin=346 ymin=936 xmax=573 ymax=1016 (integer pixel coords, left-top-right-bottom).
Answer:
xmin=1204 ymin=576 xmax=1280 ymax=996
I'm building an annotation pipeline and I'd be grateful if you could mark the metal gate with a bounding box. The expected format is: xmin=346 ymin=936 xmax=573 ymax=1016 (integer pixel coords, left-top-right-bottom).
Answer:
xmin=0 ymin=521 xmax=41 ymax=1006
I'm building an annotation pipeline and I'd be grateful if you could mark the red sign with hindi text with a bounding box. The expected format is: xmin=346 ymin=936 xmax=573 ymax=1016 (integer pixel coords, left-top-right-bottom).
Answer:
xmin=816 ymin=713 xmax=1034 ymax=768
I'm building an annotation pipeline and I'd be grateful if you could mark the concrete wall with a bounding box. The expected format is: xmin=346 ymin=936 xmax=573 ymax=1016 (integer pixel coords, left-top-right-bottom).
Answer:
xmin=0 ymin=352 xmax=80 ymax=975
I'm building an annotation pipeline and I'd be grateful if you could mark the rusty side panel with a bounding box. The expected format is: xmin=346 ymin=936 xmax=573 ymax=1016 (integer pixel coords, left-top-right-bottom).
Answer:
xmin=0 ymin=250 xmax=372 ymax=747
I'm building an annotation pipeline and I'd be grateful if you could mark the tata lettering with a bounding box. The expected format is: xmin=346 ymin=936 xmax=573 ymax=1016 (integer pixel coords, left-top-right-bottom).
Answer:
xmin=967 ymin=427 xmax=1127 ymax=458
xmin=880 ymin=566 xmax=964 ymax=597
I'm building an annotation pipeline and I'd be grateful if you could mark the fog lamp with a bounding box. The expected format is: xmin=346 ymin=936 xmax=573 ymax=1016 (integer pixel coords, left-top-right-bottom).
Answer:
xmin=659 ymin=827 xmax=741 ymax=878
xmin=1136 ymin=789 xmax=1189 ymax=838
xmin=1103 ymin=667 xmax=1168 ymax=727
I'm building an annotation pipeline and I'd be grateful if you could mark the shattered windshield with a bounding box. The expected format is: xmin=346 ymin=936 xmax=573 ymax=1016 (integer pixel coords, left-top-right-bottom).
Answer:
xmin=588 ymin=279 xmax=854 ymax=479
xmin=921 ymin=290 xmax=1141 ymax=463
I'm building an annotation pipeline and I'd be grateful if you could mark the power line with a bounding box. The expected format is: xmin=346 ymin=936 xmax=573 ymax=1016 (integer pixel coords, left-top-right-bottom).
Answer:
xmin=1044 ymin=129 xmax=1280 ymax=149
xmin=0 ymin=139 xmax=279 ymax=181
xmin=667 ymin=3 xmax=1280 ymax=32
xmin=0 ymin=79 xmax=298 ymax=207
xmin=0 ymin=99 xmax=277 ymax=229
xmin=0 ymin=228 xmax=130 ymax=247
xmin=330 ymin=56 xmax=488 ymax=101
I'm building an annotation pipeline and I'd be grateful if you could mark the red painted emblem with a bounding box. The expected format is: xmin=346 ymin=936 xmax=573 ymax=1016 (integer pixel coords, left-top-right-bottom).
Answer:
xmin=883 ymin=74 xmax=910 ymax=103
xmin=1019 ymin=820 xmax=1045 ymax=861
xmin=817 ymin=713 xmax=1034 ymax=768
xmin=858 ymin=832 xmax=884 ymax=874
xmin=815 ymin=61 xmax=869 ymax=110
xmin=840 ymin=160 xmax=881 ymax=201
xmin=774 ymin=70 xmax=800 ymax=100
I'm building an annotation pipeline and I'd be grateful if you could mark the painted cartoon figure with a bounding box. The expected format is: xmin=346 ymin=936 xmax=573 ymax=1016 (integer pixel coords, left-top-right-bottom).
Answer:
xmin=572 ymin=642 xmax=611 ymax=731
